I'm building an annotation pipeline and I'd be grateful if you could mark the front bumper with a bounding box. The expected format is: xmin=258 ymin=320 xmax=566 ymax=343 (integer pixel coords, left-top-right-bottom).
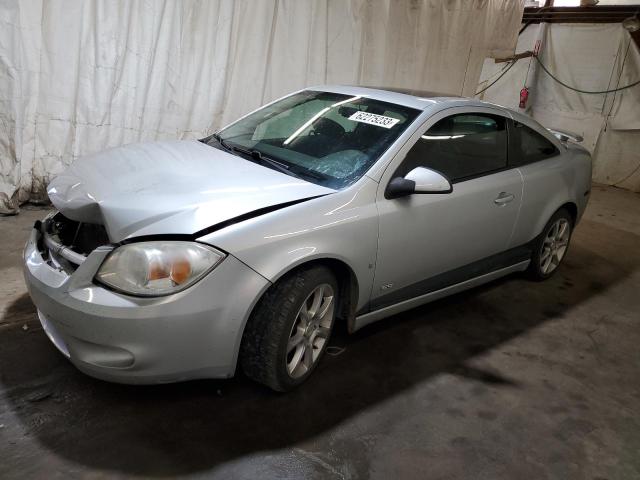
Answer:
xmin=23 ymin=228 xmax=270 ymax=384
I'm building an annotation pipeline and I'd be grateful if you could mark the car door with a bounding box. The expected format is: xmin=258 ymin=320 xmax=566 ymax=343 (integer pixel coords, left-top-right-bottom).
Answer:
xmin=507 ymin=119 xmax=569 ymax=247
xmin=370 ymin=108 xmax=524 ymax=311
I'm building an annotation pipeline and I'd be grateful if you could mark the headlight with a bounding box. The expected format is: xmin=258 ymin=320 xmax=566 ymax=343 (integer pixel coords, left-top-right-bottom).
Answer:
xmin=95 ymin=241 xmax=225 ymax=296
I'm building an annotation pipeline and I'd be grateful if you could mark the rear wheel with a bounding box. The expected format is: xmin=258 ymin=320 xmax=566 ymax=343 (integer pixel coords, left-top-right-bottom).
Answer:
xmin=528 ymin=208 xmax=573 ymax=280
xmin=240 ymin=266 xmax=338 ymax=392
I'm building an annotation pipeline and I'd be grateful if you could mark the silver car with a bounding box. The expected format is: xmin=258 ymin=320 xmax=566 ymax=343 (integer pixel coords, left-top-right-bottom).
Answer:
xmin=24 ymin=86 xmax=592 ymax=391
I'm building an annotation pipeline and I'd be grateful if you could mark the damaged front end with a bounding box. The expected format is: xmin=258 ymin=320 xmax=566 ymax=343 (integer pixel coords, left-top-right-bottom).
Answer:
xmin=35 ymin=212 xmax=111 ymax=273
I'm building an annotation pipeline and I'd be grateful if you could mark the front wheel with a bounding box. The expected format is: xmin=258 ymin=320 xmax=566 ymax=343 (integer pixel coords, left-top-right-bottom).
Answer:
xmin=240 ymin=266 xmax=338 ymax=392
xmin=528 ymin=208 xmax=573 ymax=281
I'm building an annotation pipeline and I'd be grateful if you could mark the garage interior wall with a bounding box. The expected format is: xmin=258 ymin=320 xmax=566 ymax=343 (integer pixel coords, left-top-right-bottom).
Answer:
xmin=0 ymin=0 xmax=523 ymax=214
xmin=477 ymin=22 xmax=640 ymax=193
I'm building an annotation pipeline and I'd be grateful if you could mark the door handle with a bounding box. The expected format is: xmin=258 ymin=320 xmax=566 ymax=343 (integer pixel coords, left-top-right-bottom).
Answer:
xmin=494 ymin=192 xmax=515 ymax=205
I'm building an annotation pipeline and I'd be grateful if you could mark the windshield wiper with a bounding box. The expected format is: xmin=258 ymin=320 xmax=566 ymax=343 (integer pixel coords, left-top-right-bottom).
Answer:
xmin=211 ymin=135 xmax=327 ymax=182
xmin=248 ymin=149 xmax=296 ymax=177
xmin=228 ymin=144 xmax=302 ymax=178
xmin=211 ymin=133 xmax=232 ymax=151
xmin=249 ymin=150 xmax=328 ymax=182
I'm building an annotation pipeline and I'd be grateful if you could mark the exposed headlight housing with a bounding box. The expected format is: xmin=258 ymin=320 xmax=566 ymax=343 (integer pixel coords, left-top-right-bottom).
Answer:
xmin=95 ymin=241 xmax=225 ymax=297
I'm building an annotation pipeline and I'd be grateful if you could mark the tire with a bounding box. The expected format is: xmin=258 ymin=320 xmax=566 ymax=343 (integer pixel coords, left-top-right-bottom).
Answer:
xmin=528 ymin=208 xmax=573 ymax=281
xmin=240 ymin=265 xmax=338 ymax=392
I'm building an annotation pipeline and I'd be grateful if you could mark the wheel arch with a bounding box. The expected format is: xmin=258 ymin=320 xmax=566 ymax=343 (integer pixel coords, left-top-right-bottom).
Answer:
xmin=236 ymin=256 xmax=361 ymax=390
xmin=533 ymin=200 xmax=579 ymax=240
xmin=251 ymin=256 xmax=360 ymax=334
xmin=527 ymin=201 xmax=576 ymax=281
xmin=561 ymin=201 xmax=578 ymax=226
xmin=285 ymin=257 xmax=358 ymax=328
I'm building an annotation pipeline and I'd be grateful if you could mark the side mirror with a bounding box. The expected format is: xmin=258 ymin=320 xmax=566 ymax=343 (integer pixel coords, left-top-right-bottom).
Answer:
xmin=386 ymin=167 xmax=452 ymax=199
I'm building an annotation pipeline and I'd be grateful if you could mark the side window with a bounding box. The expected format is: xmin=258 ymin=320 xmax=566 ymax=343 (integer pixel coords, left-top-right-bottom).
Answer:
xmin=396 ymin=113 xmax=508 ymax=182
xmin=512 ymin=121 xmax=559 ymax=166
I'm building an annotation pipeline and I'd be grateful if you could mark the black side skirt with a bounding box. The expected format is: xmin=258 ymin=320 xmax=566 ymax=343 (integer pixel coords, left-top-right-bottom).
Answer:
xmin=366 ymin=240 xmax=535 ymax=313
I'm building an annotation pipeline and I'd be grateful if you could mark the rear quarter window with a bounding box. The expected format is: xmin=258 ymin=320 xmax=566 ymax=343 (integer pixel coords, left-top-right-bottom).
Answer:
xmin=511 ymin=121 xmax=559 ymax=167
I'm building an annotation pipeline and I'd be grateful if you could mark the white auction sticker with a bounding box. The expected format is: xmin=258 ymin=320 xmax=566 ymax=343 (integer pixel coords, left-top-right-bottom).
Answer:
xmin=348 ymin=111 xmax=400 ymax=129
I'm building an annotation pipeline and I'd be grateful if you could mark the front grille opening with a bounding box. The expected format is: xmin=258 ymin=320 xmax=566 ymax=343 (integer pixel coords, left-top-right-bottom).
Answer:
xmin=48 ymin=213 xmax=110 ymax=255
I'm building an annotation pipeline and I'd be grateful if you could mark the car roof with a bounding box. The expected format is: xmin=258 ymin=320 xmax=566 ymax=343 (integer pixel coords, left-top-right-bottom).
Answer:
xmin=303 ymin=84 xmax=561 ymax=147
xmin=306 ymin=84 xmax=500 ymax=112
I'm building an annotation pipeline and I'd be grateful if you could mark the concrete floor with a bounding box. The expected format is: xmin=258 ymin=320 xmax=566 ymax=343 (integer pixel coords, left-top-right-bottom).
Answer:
xmin=1 ymin=184 xmax=639 ymax=479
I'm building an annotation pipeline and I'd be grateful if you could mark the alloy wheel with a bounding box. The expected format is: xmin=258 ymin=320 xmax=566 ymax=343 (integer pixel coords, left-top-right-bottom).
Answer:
xmin=286 ymin=283 xmax=334 ymax=379
xmin=540 ymin=218 xmax=570 ymax=275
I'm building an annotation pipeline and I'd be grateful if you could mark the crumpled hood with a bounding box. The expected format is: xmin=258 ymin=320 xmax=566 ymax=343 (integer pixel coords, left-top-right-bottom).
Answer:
xmin=47 ymin=140 xmax=334 ymax=242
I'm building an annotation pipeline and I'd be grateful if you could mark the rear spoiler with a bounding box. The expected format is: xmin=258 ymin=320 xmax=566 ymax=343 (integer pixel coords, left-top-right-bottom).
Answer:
xmin=547 ymin=128 xmax=583 ymax=144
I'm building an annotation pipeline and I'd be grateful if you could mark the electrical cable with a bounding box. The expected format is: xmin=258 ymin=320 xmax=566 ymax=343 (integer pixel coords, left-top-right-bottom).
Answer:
xmin=604 ymin=36 xmax=632 ymax=122
xmin=474 ymin=54 xmax=640 ymax=97
xmin=483 ymin=57 xmax=514 ymax=83
xmin=534 ymin=55 xmax=640 ymax=94
xmin=608 ymin=37 xmax=640 ymax=187
xmin=519 ymin=5 xmax=553 ymax=36
xmin=512 ymin=19 xmax=640 ymax=185
xmin=474 ymin=60 xmax=518 ymax=96
xmin=471 ymin=58 xmax=515 ymax=95
xmin=612 ymin=161 xmax=640 ymax=187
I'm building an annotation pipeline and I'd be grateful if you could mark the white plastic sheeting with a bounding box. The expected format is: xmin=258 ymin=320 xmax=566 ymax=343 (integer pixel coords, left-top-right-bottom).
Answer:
xmin=477 ymin=23 xmax=640 ymax=192
xmin=0 ymin=0 xmax=524 ymax=214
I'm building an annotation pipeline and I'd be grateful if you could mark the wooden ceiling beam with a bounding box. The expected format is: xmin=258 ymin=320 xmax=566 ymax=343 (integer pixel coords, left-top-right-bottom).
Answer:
xmin=523 ymin=5 xmax=640 ymax=24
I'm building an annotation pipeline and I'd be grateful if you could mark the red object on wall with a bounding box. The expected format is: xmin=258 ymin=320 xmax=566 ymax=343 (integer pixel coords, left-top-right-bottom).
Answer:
xmin=519 ymin=87 xmax=529 ymax=109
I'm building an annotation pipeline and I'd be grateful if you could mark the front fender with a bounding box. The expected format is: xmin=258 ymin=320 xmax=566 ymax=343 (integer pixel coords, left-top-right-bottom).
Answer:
xmin=198 ymin=178 xmax=379 ymax=312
